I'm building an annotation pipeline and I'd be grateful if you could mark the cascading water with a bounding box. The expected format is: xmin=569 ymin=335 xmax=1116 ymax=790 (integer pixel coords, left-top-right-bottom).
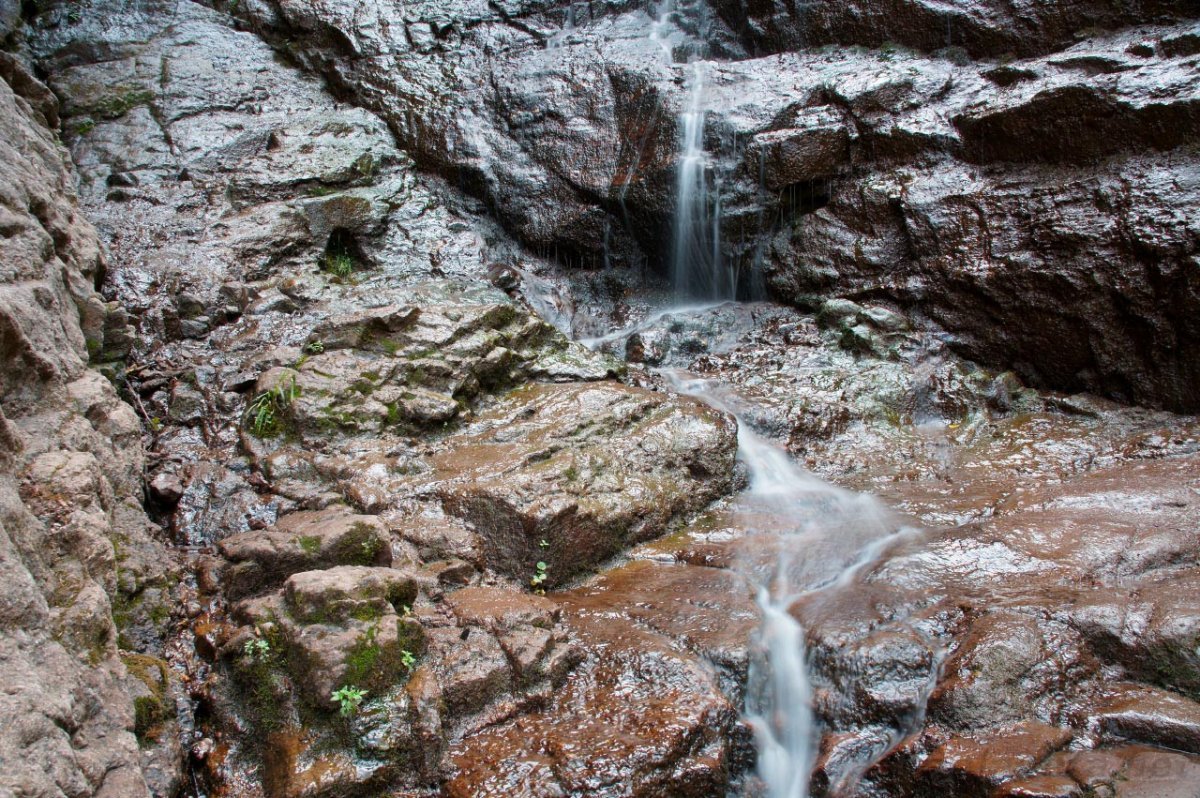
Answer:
xmin=671 ymin=62 xmax=733 ymax=300
xmin=630 ymin=6 xmax=916 ymax=792
xmin=664 ymin=371 xmax=917 ymax=798
xmin=650 ymin=0 xmax=676 ymax=61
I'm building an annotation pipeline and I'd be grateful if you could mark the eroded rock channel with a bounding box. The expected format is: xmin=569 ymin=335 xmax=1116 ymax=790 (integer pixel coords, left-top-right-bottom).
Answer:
xmin=2 ymin=1 xmax=1199 ymax=797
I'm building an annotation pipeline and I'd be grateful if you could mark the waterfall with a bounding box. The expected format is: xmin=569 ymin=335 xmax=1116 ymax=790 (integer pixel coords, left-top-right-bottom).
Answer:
xmin=747 ymin=575 xmax=814 ymax=798
xmin=547 ymin=2 xmax=577 ymax=49
xmin=671 ymin=62 xmax=732 ymax=300
xmin=663 ymin=370 xmax=914 ymax=798
xmin=650 ymin=0 xmax=676 ymax=61
xmin=646 ymin=1 xmax=732 ymax=299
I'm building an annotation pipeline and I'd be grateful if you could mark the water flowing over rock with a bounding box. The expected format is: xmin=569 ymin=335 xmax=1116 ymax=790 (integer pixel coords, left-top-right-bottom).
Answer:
xmin=4 ymin=0 xmax=1200 ymax=796
xmin=218 ymin=0 xmax=1200 ymax=410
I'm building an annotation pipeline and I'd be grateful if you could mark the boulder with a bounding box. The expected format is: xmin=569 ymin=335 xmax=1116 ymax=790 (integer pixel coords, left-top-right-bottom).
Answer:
xmin=218 ymin=509 xmax=391 ymax=599
xmin=427 ymin=381 xmax=738 ymax=583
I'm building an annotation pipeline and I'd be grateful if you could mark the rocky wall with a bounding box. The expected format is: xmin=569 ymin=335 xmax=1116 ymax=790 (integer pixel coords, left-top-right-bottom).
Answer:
xmin=0 ymin=49 xmax=177 ymax=798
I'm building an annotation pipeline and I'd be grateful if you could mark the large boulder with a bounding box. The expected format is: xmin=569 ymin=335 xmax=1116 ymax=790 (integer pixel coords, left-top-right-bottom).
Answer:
xmin=423 ymin=381 xmax=738 ymax=584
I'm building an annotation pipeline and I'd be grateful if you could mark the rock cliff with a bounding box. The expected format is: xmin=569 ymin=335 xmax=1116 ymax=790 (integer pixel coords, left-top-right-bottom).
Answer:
xmin=3 ymin=1 xmax=1200 ymax=797
xmin=0 ymin=45 xmax=175 ymax=798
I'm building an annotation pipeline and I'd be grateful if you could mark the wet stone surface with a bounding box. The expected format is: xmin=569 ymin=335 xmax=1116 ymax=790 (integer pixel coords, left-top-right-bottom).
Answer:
xmin=5 ymin=0 xmax=1200 ymax=796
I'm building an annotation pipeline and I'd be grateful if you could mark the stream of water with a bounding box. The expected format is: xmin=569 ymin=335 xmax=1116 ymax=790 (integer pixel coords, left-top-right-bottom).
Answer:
xmin=671 ymin=61 xmax=731 ymax=300
xmin=558 ymin=8 xmax=923 ymax=792
xmin=662 ymin=371 xmax=917 ymax=797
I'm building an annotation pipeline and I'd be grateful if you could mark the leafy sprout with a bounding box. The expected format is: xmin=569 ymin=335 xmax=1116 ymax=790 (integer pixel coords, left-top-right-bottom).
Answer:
xmin=331 ymin=685 xmax=367 ymax=716
xmin=246 ymin=376 xmax=298 ymax=437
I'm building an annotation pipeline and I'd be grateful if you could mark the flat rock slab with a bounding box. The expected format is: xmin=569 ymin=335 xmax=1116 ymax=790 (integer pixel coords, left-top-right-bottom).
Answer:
xmin=1090 ymin=684 xmax=1200 ymax=754
xmin=445 ymin=598 xmax=742 ymax=798
xmin=915 ymin=721 xmax=1074 ymax=797
xmin=218 ymin=508 xmax=390 ymax=599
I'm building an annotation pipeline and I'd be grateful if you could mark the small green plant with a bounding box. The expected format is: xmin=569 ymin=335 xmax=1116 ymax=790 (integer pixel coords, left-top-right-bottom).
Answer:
xmin=303 ymin=340 xmax=325 ymax=355
xmin=74 ymin=118 xmax=96 ymax=135
xmin=539 ymin=539 xmax=550 ymax=550
xmin=243 ymin=637 xmax=271 ymax=662
xmin=563 ymin=464 xmax=578 ymax=481
xmin=246 ymin=376 xmax=298 ymax=437
xmin=385 ymin=401 xmax=403 ymax=426
xmin=405 ymin=365 xmax=427 ymax=387
xmin=331 ymin=685 xmax=367 ymax=716
xmin=400 ymin=650 xmax=416 ymax=670
xmin=322 ymin=252 xmax=356 ymax=280
xmin=530 ymin=561 xmax=548 ymax=593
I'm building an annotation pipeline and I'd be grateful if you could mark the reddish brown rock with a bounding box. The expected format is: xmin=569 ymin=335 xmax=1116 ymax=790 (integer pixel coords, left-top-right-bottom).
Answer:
xmin=914 ymin=722 xmax=1074 ymax=797
xmin=1088 ymin=684 xmax=1200 ymax=754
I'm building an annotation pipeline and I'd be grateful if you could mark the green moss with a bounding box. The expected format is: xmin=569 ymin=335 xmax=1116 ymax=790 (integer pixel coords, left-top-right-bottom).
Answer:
xmin=296 ymin=535 xmax=321 ymax=555
xmin=88 ymin=87 xmax=155 ymax=121
xmin=354 ymin=152 xmax=376 ymax=178
xmin=234 ymin=624 xmax=289 ymax=732
xmin=339 ymin=522 xmax=382 ymax=565
xmin=122 ymin=653 xmax=171 ymax=745
xmin=343 ymin=624 xmax=383 ymax=687
xmin=350 ymin=604 xmax=385 ymax=623
xmin=341 ymin=618 xmax=423 ymax=696
xmin=133 ymin=696 xmax=166 ymax=743
xmin=148 ymin=603 xmax=170 ymax=626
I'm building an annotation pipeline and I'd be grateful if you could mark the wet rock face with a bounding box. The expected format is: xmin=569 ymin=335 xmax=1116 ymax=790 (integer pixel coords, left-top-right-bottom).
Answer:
xmin=428 ymin=381 xmax=737 ymax=583
xmin=226 ymin=0 xmax=1200 ymax=410
xmin=0 ymin=50 xmax=175 ymax=798
xmin=709 ymin=0 xmax=1196 ymax=58
xmin=738 ymin=26 xmax=1200 ymax=411
xmin=11 ymin=0 xmax=1200 ymax=796
xmin=446 ymin=588 xmax=747 ymax=798
xmin=586 ymin=302 xmax=1200 ymax=797
xmin=774 ymin=152 xmax=1200 ymax=412
xmin=12 ymin=3 xmax=744 ymax=795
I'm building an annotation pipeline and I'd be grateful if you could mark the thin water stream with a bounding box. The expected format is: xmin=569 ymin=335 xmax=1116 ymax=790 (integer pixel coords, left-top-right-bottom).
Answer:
xmin=548 ymin=8 xmax=933 ymax=792
xmin=662 ymin=370 xmax=919 ymax=797
xmin=672 ymin=62 xmax=730 ymax=300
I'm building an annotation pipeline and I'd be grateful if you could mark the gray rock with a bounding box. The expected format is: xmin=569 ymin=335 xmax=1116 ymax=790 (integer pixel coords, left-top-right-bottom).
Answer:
xmin=167 ymin=383 xmax=205 ymax=425
xmin=219 ymin=508 xmax=391 ymax=599
xmin=0 ymin=49 xmax=171 ymax=798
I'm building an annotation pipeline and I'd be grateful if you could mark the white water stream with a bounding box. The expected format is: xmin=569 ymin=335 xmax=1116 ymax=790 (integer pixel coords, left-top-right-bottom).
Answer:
xmin=671 ymin=62 xmax=731 ymax=300
xmin=664 ymin=371 xmax=918 ymax=798
xmin=547 ymin=7 xmax=928 ymax=792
